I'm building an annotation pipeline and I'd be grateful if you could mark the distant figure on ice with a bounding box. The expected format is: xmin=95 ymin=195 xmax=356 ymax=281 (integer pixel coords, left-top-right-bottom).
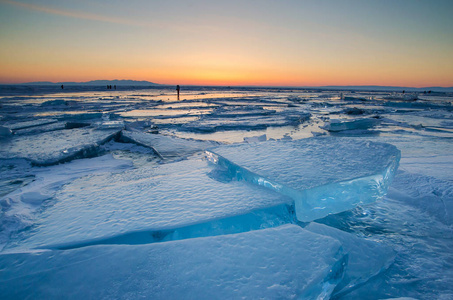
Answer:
xmin=176 ymin=85 xmax=180 ymax=100
xmin=114 ymin=85 xmax=116 ymax=90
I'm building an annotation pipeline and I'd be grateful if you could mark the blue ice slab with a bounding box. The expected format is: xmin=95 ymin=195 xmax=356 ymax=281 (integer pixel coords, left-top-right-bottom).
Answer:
xmin=56 ymin=112 xmax=104 ymax=121
xmin=206 ymin=138 xmax=400 ymax=222
xmin=0 ymin=155 xmax=132 ymax=250
xmin=323 ymin=118 xmax=381 ymax=132
xmin=305 ymin=222 xmax=395 ymax=297
xmin=209 ymin=105 xmax=277 ymax=118
xmin=0 ymin=225 xmax=345 ymax=300
xmin=0 ymin=128 xmax=120 ymax=165
xmin=13 ymin=122 xmax=67 ymax=135
xmin=0 ymin=126 xmax=13 ymax=138
xmin=6 ymin=159 xmax=292 ymax=250
xmin=3 ymin=118 xmax=58 ymax=131
xmin=181 ymin=111 xmax=310 ymax=132
xmin=121 ymin=130 xmax=219 ymax=159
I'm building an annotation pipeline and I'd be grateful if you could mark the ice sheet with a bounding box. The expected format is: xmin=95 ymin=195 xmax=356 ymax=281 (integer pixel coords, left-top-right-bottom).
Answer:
xmin=121 ymin=130 xmax=219 ymax=159
xmin=181 ymin=111 xmax=310 ymax=132
xmin=13 ymin=122 xmax=67 ymax=135
xmin=305 ymin=222 xmax=395 ymax=297
xmin=0 ymin=158 xmax=33 ymax=197
xmin=0 ymin=225 xmax=345 ymax=300
xmin=207 ymin=138 xmax=400 ymax=221
xmin=363 ymin=135 xmax=453 ymax=181
xmin=1 ymin=87 xmax=452 ymax=299
xmin=0 ymin=155 xmax=132 ymax=250
xmin=0 ymin=127 xmax=121 ymax=165
xmin=388 ymin=171 xmax=453 ymax=225
xmin=5 ymin=158 xmax=292 ymax=250
xmin=317 ymin=184 xmax=453 ymax=300
xmin=0 ymin=126 xmax=13 ymax=137
xmin=3 ymin=118 xmax=58 ymax=130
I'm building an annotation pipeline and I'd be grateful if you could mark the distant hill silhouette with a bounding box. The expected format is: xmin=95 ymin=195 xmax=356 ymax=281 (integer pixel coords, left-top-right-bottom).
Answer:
xmin=21 ymin=80 xmax=160 ymax=86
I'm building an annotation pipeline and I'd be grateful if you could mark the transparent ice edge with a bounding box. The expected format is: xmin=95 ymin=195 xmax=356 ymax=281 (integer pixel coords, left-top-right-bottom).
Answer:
xmin=206 ymin=149 xmax=400 ymax=222
xmin=32 ymin=203 xmax=294 ymax=251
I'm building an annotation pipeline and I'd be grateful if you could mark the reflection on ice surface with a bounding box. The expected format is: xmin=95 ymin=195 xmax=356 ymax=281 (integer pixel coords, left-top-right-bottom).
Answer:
xmin=0 ymin=86 xmax=452 ymax=299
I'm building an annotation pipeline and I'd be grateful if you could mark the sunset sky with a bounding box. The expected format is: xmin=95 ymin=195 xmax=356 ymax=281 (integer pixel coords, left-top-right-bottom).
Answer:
xmin=1 ymin=0 xmax=452 ymax=87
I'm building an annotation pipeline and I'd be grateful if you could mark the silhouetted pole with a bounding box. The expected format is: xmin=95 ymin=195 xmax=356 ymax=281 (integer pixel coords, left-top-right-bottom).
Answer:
xmin=176 ymin=85 xmax=180 ymax=100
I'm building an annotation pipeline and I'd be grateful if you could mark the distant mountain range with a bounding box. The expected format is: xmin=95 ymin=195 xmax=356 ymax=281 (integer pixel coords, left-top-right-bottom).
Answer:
xmin=21 ymin=80 xmax=161 ymax=86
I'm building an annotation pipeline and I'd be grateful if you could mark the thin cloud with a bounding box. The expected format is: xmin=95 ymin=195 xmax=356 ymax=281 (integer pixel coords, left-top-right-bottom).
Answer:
xmin=1 ymin=0 xmax=220 ymax=34
xmin=1 ymin=0 xmax=156 ymax=28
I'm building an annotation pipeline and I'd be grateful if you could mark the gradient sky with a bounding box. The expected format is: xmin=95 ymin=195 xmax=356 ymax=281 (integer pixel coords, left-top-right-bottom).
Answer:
xmin=1 ymin=0 xmax=452 ymax=87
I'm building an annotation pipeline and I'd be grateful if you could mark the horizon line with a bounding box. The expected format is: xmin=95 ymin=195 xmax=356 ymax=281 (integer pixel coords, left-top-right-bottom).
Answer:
xmin=2 ymin=80 xmax=452 ymax=90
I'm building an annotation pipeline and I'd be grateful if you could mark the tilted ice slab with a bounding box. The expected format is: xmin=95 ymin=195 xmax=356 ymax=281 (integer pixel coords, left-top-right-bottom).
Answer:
xmin=0 ymin=127 xmax=120 ymax=165
xmin=6 ymin=159 xmax=292 ymax=250
xmin=0 ymin=225 xmax=345 ymax=300
xmin=206 ymin=138 xmax=400 ymax=222
xmin=121 ymin=130 xmax=219 ymax=159
xmin=322 ymin=118 xmax=381 ymax=132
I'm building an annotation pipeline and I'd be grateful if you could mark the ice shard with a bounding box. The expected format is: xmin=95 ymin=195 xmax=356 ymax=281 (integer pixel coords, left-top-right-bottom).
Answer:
xmin=206 ymin=137 xmax=400 ymax=222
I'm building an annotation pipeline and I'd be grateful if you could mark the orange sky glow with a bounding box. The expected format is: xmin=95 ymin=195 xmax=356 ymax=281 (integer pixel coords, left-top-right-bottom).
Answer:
xmin=0 ymin=0 xmax=452 ymax=87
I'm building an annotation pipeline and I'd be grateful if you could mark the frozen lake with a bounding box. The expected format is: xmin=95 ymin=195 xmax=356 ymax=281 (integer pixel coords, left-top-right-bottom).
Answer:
xmin=0 ymin=85 xmax=452 ymax=299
